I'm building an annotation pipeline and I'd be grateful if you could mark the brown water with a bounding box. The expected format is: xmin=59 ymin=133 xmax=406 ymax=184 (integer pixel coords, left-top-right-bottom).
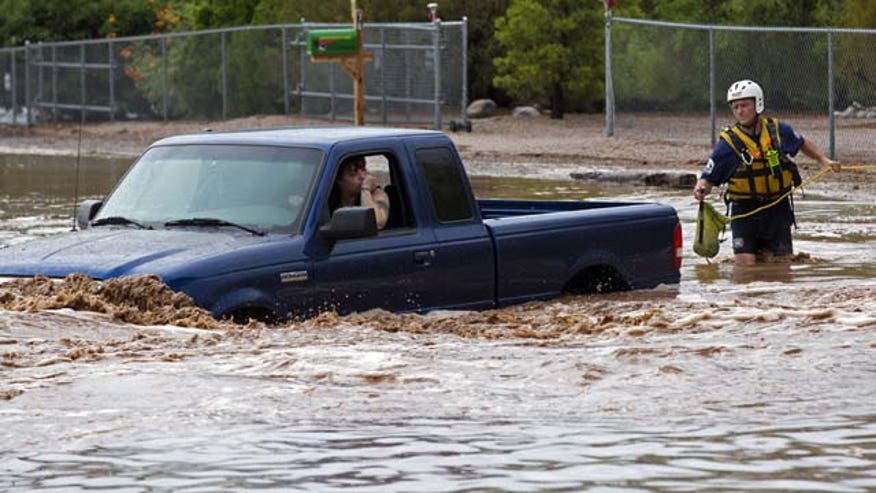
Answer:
xmin=1 ymin=154 xmax=875 ymax=491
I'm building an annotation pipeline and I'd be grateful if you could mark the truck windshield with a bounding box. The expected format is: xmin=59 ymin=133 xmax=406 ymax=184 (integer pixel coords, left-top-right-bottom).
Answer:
xmin=94 ymin=144 xmax=323 ymax=234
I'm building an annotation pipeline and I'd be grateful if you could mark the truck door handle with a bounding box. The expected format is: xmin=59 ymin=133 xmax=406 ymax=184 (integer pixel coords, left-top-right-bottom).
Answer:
xmin=413 ymin=249 xmax=436 ymax=266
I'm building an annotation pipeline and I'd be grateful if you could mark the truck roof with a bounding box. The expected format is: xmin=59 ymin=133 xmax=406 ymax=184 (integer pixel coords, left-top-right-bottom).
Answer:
xmin=149 ymin=126 xmax=445 ymax=149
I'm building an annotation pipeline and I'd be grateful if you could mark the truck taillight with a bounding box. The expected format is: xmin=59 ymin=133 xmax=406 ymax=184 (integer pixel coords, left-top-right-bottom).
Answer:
xmin=673 ymin=222 xmax=683 ymax=269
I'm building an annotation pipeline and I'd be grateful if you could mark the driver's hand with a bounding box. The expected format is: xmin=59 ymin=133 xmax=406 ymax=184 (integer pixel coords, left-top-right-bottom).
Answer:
xmin=362 ymin=175 xmax=379 ymax=193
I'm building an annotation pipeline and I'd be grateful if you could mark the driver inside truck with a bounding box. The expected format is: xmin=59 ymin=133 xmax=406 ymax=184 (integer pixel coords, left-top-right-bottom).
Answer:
xmin=328 ymin=155 xmax=390 ymax=230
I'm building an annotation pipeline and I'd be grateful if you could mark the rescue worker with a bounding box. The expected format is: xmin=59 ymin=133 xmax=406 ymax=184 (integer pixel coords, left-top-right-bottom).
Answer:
xmin=693 ymin=79 xmax=842 ymax=265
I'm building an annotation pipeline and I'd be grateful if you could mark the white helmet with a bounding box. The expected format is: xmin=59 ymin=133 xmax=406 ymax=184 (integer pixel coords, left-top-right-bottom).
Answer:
xmin=727 ymin=79 xmax=764 ymax=113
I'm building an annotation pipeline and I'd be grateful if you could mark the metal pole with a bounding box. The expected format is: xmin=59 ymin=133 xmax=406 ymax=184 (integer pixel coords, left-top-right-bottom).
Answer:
xmin=162 ymin=36 xmax=168 ymax=120
xmin=108 ymin=40 xmax=115 ymax=121
xmin=52 ymin=45 xmax=58 ymax=122
xmin=380 ymin=26 xmax=387 ymax=124
xmin=329 ymin=63 xmax=336 ymax=121
xmin=353 ymin=5 xmax=365 ymax=126
xmin=80 ymin=43 xmax=86 ymax=123
xmin=604 ymin=2 xmax=614 ymax=137
xmin=221 ymin=31 xmax=227 ymax=119
xmin=299 ymin=25 xmax=307 ymax=117
xmin=405 ymin=30 xmax=412 ymax=121
xmin=461 ymin=17 xmax=468 ymax=125
xmin=432 ymin=20 xmax=442 ymax=130
xmin=37 ymin=43 xmax=44 ymax=121
xmin=24 ymin=41 xmax=31 ymax=125
xmin=282 ymin=27 xmax=289 ymax=115
xmin=709 ymin=28 xmax=716 ymax=147
xmin=827 ymin=31 xmax=836 ymax=159
xmin=11 ymin=48 xmax=18 ymax=125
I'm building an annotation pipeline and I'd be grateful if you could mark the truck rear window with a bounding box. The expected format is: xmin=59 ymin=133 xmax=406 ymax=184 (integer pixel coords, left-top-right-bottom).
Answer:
xmin=415 ymin=147 xmax=474 ymax=223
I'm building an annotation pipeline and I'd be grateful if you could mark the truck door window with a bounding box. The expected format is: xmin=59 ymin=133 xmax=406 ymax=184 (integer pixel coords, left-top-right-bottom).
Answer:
xmin=415 ymin=147 xmax=474 ymax=223
xmin=327 ymin=153 xmax=414 ymax=231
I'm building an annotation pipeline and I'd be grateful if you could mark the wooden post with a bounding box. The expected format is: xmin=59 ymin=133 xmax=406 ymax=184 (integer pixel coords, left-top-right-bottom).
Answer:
xmin=309 ymin=0 xmax=372 ymax=126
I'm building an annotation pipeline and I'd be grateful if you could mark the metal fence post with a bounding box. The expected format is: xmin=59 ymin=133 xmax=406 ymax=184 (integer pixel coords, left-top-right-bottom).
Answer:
xmin=24 ymin=41 xmax=30 ymax=125
xmin=108 ymin=40 xmax=115 ymax=121
xmin=329 ymin=63 xmax=336 ymax=121
xmin=405 ymin=29 xmax=412 ymax=121
xmin=51 ymin=45 xmax=58 ymax=122
xmin=37 ymin=43 xmax=44 ymax=120
xmin=461 ymin=17 xmax=468 ymax=124
xmin=12 ymin=48 xmax=18 ymax=125
xmin=282 ymin=27 xmax=289 ymax=115
xmin=80 ymin=43 xmax=86 ymax=123
xmin=299 ymin=26 xmax=307 ymax=117
xmin=709 ymin=28 xmax=716 ymax=147
xmin=221 ymin=31 xmax=227 ymax=119
xmin=162 ymin=36 xmax=168 ymax=121
xmin=604 ymin=4 xmax=614 ymax=137
xmin=827 ymin=30 xmax=835 ymax=159
xmin=433 ymin=20 xmax=442 ymax=130
xmin=380 ymin=26 xmax=387 ymax=124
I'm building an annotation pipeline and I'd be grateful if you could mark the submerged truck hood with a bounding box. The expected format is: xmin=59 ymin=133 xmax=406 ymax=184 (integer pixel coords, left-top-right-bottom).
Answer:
xmin=0 ymin=228 xmax=278 ymax=281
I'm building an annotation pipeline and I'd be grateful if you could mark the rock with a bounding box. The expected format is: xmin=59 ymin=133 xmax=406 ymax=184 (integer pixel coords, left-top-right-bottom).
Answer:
xmin=571 ymin=170 xmax=698 ymax=189
xmin=835 ymin=101 xmax=876 ymax=119
xmin=511 ymin=106 xmax=540 ymax=118
xmin=466 ymin=99 xmax=497 ymax=119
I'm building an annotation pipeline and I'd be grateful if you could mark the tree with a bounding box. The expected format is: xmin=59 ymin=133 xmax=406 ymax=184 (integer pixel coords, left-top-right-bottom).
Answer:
xmin=0 ymin=0 xmax=173 ymax=46
xmin=430 ymin=1 xmax=511 ymax=105
xmin=492 ymin=0 xmax=602 ymax=118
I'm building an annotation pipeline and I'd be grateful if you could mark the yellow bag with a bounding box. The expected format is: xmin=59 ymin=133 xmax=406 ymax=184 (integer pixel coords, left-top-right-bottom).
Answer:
xmin=693 ymin=201 xmax=730 ymax=258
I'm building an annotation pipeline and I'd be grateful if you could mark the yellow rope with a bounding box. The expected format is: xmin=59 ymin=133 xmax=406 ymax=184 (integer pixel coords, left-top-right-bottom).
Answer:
xmin=728 ymin=166 xmax=833 ymax=221
xmin=695 ymin=164 xmax=873 ymax=258
xmin=706 ymin=164 xmax=873 ymax=222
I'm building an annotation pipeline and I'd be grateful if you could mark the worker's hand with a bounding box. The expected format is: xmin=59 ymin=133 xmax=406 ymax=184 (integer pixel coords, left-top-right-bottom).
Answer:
xmin=822 ymin=158 xmax=841 ymax=172
xmin=693 ymin=179 xmax=712 ymax=202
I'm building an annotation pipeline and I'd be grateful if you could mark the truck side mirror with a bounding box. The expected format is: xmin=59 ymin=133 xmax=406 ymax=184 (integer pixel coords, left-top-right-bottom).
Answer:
xmin=76 ymin=199 xmax=103 ymax=230
xmin=319 ymin=206 xmax=378 ymax=240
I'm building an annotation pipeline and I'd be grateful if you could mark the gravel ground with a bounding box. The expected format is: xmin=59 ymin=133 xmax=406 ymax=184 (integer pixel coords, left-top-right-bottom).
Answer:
xmin=0 ymin=112 xmax=872 ymax=193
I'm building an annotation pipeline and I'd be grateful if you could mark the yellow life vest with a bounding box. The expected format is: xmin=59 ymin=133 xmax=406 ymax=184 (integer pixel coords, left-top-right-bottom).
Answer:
xmin=719 ymin=117 xmax=798 ymax=202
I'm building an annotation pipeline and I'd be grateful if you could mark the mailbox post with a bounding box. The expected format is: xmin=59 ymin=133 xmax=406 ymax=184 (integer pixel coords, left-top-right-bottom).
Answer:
xmin=306 ymin=0 xmax=373 ymax=125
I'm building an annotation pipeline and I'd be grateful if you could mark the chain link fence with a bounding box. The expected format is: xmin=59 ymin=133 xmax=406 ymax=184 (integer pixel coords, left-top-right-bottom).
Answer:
xmin=291 ymin=22 xmax=466 ymax=128
xmin=605 ymin=17 xmax=876 ymax=160
xmin=0 ymin=21 xmax=467 ymax=129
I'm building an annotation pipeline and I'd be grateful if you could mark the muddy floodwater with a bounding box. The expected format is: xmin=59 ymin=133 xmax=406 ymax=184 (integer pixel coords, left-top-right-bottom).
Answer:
xmin=1 ymin=153 xmax=875 ymax=491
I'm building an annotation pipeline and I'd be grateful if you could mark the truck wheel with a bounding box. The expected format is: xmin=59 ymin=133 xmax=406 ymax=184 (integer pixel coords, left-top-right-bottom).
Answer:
xmin=226 ymin=306 xmax=276 ymax=325
xmin=464 ymin=120 xmax=472 ymax=132
xmin=449 ymin=120 xmax=458 ymax=132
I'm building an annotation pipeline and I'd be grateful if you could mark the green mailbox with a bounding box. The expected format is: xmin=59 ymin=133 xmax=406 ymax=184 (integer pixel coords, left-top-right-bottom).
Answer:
xmin=307 ymin=29 xmax=359 ymax=56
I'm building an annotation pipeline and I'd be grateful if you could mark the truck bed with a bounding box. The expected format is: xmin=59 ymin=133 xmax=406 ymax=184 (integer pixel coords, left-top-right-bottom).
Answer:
xmin=478 ymin=198 xmax=681 ymax=305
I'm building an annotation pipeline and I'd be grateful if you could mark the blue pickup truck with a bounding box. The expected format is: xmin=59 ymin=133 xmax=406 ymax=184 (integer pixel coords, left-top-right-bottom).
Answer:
xmin=0 ymin=127 xmax=681 ymax=321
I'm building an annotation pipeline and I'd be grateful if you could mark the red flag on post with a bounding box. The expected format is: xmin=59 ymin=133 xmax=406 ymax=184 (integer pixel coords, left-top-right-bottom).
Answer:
xmin=606 ymin=0 xmax=614 ymax=9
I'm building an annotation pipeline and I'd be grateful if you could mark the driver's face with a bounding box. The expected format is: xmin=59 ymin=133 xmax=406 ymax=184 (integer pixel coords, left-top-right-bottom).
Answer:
xmin=338 ymin=158 xmax=366 ymax=193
